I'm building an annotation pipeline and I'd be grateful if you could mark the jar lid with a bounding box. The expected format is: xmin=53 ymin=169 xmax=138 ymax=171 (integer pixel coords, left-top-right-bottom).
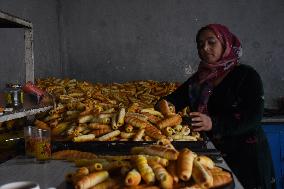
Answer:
xmin=6 ymin=83 xmax=22 ymax=88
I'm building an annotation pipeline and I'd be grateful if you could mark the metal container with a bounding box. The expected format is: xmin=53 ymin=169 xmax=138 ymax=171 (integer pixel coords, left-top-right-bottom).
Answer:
xmin=4 ymin=84 xmax=24 ymax=108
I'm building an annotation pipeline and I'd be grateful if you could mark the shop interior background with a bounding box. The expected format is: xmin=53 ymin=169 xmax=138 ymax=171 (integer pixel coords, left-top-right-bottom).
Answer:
xmin=0 ymin=0 xmax=283 ymax=108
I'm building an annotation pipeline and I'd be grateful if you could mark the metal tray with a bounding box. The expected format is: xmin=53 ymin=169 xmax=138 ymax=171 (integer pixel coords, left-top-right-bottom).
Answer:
xmin=51 ymin=131 xmax=209 ymax=155
xmin=51 ymin=139 xmax=208 ymax=155
xmin=51 ymin=140 xmax=225 ymax=164
xmin=63 ymin=167 xmax=234 ymax=189
xmin=13 ymin=132 xmax=211 ymax=157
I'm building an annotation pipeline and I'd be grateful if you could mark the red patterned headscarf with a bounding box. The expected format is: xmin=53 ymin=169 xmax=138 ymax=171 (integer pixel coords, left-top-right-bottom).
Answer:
xmin=188 ymin=24 xmax=242 ymax=113
xmin=196 ymin=24 xmax=242 ymax=84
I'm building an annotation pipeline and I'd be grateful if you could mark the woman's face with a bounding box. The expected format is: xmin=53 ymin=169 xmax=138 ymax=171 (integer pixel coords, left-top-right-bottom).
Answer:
xmin=197 ymin=29 xmax=224 ymax=64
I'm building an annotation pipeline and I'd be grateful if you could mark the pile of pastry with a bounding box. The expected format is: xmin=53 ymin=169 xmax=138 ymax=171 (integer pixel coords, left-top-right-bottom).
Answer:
xmin=34 ymin=78 xmax=200 ymax=142
xmin=52 ymin=144 xmax=232 ymax=189
xmin=36 ymin=78 xmax=177 ymax=108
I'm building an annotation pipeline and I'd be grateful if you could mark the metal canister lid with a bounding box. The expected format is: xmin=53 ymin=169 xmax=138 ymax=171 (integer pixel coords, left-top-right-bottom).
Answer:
xmin=6 ymin=83 xmax=22 ymax=88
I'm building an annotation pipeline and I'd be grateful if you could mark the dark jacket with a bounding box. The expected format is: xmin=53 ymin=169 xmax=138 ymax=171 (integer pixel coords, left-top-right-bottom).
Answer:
xmin=163 ymin=64 xmax=275 ymax=189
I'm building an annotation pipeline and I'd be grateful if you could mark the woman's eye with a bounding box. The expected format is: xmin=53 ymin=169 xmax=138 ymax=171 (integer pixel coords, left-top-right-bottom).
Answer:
xmin=208 ymin=39 xmax=216 ymax=45
xmin=197 ymin=38 xmax=217 ymax=49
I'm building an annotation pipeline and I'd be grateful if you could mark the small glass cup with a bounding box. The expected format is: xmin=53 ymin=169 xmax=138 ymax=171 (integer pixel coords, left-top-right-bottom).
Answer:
xmin=34 ymin=128 xmax=51 ymax=163
xmin=24 ymin=126 xmax=36 ymax=158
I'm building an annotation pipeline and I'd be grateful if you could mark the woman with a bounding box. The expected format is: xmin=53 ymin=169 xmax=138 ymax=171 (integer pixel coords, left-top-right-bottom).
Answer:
xmin=159 ymin=24 xmax=275 ymax=189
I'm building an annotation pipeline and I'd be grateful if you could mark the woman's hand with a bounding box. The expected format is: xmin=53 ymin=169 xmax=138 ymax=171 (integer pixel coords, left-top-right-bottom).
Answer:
xmin=189 ymin=112 xmax=212 ymax=131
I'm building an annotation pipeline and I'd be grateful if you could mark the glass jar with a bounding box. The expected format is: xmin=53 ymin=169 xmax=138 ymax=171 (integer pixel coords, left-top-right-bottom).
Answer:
xmin=4 ymin=84 xmax=24 ymax=109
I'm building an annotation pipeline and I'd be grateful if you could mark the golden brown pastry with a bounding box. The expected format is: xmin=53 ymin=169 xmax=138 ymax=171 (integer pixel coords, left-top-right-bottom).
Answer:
xmin=167 ymin=161 xmax=179 ymax=184
xmin=89 ymin=178 xmax=119 ymax=189
xmin=96 ymin=130 xmax=120 ymax=141
xmin=88 ymin=163 xmax=103 ymax=172
xmin=134 ymin=155 xmax=155 ymax=184
xmin=125 ymin=124 xmax=134 ymax=133
xmin=157 ymin=114 xmax=182 ymax=130
xmin=78 ymin=114 xmax=95 ymax=123
xmin=75 ymin=171 xmax=109 ymax=189
xmin=125 ymin=169 xmax=142 ymax=186
xmin=131 ymin=145 xmax=179 ymax=160
xmin=158 ymin=99 xmax=174 ymax=117
xmin=88 ymin=123 xmax=111 ymax=130
xmin=73 ymin=134 xmax=96 ymax=142
xmin=52 ymin=150 xmax=97 ymax=160
xmin=192 ymin=159 xmax=213 ymax=188
xmin=195 ymin=155 xmax=215 ymax=169
xmin=210 ymin=168 xmax=233 ymax=188
xmin=146 ymin=156 xmax=169 ymax=167
xmin=127 ymin=102 xmax=140 ymax=113
xmin=51 ymin=121 xmax=69 ymax=136
xmin=90 ymin=128 xmax=112 ymax=137
xmin=125 ymin=116 xmax=148 ymax=129
xmin=144 ymin=124 xmax=166 ymax=140
xmin=117 ymin=107 xmax=126 ymax=126
xmin=34 ymin=119 xmax=50 ymax=130
xmin=133 ymin=129 xmax=145 ymax=141
xmin=67 ymin=167 xmax=89 ymax=184
xmin=177 ymin=148 xmax=196 ymax=181
xmin=148 ymin=160 xmax=173 ymax=189
xmin=141 ymin=112 xmax=162 ymax=124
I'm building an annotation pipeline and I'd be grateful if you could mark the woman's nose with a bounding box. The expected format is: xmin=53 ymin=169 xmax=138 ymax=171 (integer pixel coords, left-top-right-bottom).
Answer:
xmin=203 ymin=42 xmax=210 ymax=51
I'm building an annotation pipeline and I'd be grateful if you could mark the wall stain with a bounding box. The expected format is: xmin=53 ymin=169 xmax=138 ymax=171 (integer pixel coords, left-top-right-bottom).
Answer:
xmin=252 ymin=41 xmax=260 ymax=49
xmin=184 ymin=64 xmax=194 ymax=76
xmin=264 ymin=52 xmax=273 ymax=63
